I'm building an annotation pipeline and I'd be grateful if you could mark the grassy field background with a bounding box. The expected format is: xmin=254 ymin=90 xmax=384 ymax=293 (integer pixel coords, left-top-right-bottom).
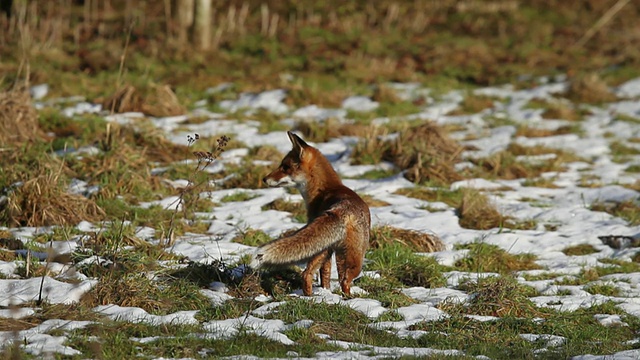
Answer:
xmin=2 ymin=0 xmax=639 ymax=102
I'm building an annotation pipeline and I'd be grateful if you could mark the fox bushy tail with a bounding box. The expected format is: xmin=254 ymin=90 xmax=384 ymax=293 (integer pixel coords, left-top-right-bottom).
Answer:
xmin=250 ymin=210 xmax=345 ymax=268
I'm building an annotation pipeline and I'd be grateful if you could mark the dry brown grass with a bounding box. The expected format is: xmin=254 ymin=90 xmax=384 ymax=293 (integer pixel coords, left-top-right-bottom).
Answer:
xmin=67 ymin=125 xmax=175 ymax=202
xmin=624 ymin=180 xmax=640 ymax=192
xmin=359 ymin=194 xmax=390 ymax=208
xmin=231 ymin=270 xmax=270 ymax=298
xmin=450 ymin=94 xmax=496 ymax=115
xmin=541 ymin=102 xmax=580 ymax=121
xmin=353 ymin=122 xmax=465 ymax=186
xmin=262 ymin=199 xmax=306 ymax=223
xmin=4 ymin=163 xmax=105 ymax=227
xmin=389 ymin=123 xmax=464 ymax=185
xmin=210 ymin=162 xmax=273 ymax=190
xmin=0 ymin=249 xmax=16 ymax=261
xmin=371 ymin=84 xmax=402 ymax=104
xmin=249 ymin=145 xmax=285 ymax=163
xmin=370 ymin=225 xmax=445 ymax=253
xmin=101 ymin=83 xmax=186 ymax=117
xmin=117 ymin=123 xmax=192 ymax=164
xmin=522 ymin=177 xmax=561 ymax=188
xmin=471 ymin=151 xmax=531 ymax=180
xmin=470 ymin=143 xmax=581 ymax=180
xmin=395 ymin=186 xmax=535 ymax=230
xmin=515 ymin=125 xmax=576 ymax=138
xmin=447 ymin=276 xmax=544 ymax=318
xmin=286 ymin=82 xmax=350 ymax=108
xmin=591 ymin=200 xmax=640 ymax=226
xmin=81 ymin=272 xmax=167 ymax=311
xmin=293 ymin=118 xmax=371 ymax=144
xmin=565 ymin=73 xmax=617 ymax=104
xmin=0 ymin=303 xmax=100 ymax=333
xmin=0 ymin=315 xmax=40 ymax=332
xmin=457 ymin=189 xmax=509 ymax=230
xmin=0 ymin=88 xmax=45 ymax=145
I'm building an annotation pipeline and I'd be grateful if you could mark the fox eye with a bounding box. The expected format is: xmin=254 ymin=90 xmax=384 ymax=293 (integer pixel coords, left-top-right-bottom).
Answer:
xmin=281 ymin=164 xmax=290 ymax=171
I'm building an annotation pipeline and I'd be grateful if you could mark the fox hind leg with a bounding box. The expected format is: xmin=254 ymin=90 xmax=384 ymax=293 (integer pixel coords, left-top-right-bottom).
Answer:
xmin=301 ymin=249 xmax=332 ymax=296
xmin=335 ymin=250 xmax=363 ymax=297
xmin=319 ymin=249 xmax=334 ymax=290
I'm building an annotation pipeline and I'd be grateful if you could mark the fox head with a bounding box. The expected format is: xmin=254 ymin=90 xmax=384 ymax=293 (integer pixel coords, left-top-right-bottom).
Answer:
xmin=262 ymin=131 xmax=313 ymax=188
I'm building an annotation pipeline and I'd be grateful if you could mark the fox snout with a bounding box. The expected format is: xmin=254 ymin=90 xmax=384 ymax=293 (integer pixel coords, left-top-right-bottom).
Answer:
xmin=263 ymin=170 xmax=295 ymax=187
xmin=263 ymin=171 xmax=281 ymax=187
xmin=263 ymin=171 xmax=281 ymax=186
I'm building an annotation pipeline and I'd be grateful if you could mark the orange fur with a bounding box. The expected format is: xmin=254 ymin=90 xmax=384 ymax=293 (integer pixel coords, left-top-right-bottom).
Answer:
xmin=251 ymin=131 xmax=370 ymax=296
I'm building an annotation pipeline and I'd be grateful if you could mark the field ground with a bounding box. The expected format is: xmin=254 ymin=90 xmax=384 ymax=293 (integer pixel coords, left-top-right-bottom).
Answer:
xmin=1 ymin=1 xmax=640 ymax=359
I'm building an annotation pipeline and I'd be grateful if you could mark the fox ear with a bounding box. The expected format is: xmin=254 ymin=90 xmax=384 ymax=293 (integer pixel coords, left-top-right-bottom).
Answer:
xmin=287 ymin=131 xmax=310 ymax=157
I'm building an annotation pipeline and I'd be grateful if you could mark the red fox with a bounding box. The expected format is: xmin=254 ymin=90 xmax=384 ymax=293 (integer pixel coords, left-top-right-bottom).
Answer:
xmin=250 ymin=131 xmax=371 ymax=296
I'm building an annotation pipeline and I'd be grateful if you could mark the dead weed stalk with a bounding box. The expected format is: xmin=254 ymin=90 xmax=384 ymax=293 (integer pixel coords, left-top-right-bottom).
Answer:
xmin=162 ymin=134 xmax=229 ymax=247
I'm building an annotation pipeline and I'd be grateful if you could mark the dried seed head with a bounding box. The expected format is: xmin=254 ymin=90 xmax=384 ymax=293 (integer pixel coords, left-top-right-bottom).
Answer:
xmin=193 ymin=151 xmax=217 ymax=162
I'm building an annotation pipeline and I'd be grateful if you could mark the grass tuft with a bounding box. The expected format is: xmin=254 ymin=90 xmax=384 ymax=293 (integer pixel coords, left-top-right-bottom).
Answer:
xmin=455 ymin=241 xmax=541 ymax=274
xmin=0 ymin=88 xmax=45 ymax=145
xmin=232 ymin=229 xmax=272 ymax=247
xmin=451 ymin=276 xmax=542 ymax=317
xmin=456 ymin=189 xmax=508 ymax=230
xmin=101 ymin=83 xmax=186 ymax=117
xmin=370 ymin=225 xmax=444 ymax=253
xmin=562 ymin=244 xmax=599 ymax=256
xmin=4 ymin=163 xmax=105 ymax=227
xmin=565 ymin=73 xmax=617 ymax=104
xmin=353 ymin=122 xmax=464 ymax=186
xmin=293 ymin=118 xmax=370 ymax=143
xmin=366 ymin=242 xmax=446 ymax=289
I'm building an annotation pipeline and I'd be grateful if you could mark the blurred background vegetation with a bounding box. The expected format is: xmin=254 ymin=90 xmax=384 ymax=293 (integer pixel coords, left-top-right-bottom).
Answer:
xmin=1 ymin=0 xmax=638 ymax=104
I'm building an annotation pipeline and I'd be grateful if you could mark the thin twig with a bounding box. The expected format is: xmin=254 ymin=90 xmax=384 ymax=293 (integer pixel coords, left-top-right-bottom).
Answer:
xmin=37 ymin=238 xmax=55 ymax=305
xmin=112 ymin=22 xmax=135 ymax=114
xmin=574 ymin=0 xmax=630 ymax=49
xmin=164 ymin=135 xmax=229 ymax=248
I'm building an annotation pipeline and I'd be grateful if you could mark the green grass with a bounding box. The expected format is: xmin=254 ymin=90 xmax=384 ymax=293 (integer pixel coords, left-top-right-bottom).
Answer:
xmin=395 ymin=187 xmax=464 ymax=207
xmin=615 ymin=113 xmax=640 ymax=124
xmin=454 ymin=241 xmax=541 ymax=274
xmin=261 ymin=299 xmax=429 ymax=349
xmin=221 ymin=191 xmax=258 ymax=202
xmin=562 ymin=244 xmax=599 ymax=256
xmin=349 ymin=168 xmax=398 ymax=180
xmin=520 ymin=272 xmax=563 ymax=281
xmin=261 ymin=199 xmax=307 ymax=223
xmin=232 ymin=229 xmax=272 ymax=247
xmin=366 ymin=242 xmax=447 ymax=288
xmin=590 ymin=200 xmax=640 ymax=226
xmin=584 ymin=283 xmax=621 ymax=297
xmin=594 ymin=259 xmax=640 ymax=276
xmin=355 ymin=276 xmax=417 ymax=309
xmin=65 ymin=322 xmax=341 ymax=359
xmin=610 ymin=141 xmax=640 ymax=163
xmin=451 ymin=276 xmax=540 ymax=317
xmin=413 ymin=301 xmax=640 ymax=359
